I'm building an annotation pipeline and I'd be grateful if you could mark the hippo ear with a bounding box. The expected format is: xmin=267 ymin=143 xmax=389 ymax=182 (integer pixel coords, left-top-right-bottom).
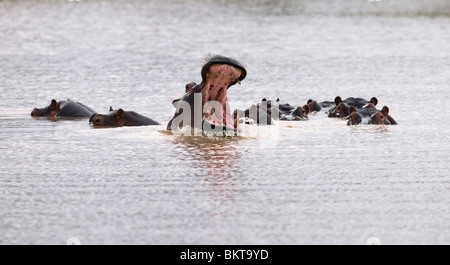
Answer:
xmin=349 ymin=106 xmax=356 ymax=114
xmin=382 ymin=106 xmax=389 ymax=116
xmin=110 ymin=106 xmax=114 ymax=112
xmin=262 ymin=98 xmax=267 ymax=102
xmin=334 ymin=96 xmax=342 ymax=105
xmin=307 ymin=99 xmax=313 ymax=104
xmin=50 ymin=99 xmax=58 ymax=111
xmin=185 ymin=82 xmax=196 ymax=93
xmin=276 ymin=98 xmax=280 ymax=102
xmin=116 ymin=109 xmax=125 ymax=119
xmin=371 ymin=97 xmax=378 ymax=106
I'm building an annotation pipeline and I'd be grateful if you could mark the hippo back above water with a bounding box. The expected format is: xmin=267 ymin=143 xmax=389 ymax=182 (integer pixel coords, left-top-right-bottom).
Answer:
xmin=31 ymin=99 xmax=96 ymax=119
xmin=90 ymin=107 xmax=160 ymax=127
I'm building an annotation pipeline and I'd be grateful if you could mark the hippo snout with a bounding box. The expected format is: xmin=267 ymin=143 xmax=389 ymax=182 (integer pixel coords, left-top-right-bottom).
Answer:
xmin=90 ymin=114 xmax=105 ymax=126
xmin=31 ymin=108 xmax=39 ymax=116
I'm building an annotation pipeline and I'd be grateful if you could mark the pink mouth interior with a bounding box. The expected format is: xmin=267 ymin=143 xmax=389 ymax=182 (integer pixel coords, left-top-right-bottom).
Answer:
xmin=201 ymin=64 xmax=242 ymax=128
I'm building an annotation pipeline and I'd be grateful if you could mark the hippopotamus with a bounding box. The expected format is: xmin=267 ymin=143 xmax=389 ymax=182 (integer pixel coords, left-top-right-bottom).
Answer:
xmin=167 ymin=55 xmax=247 ymax=134
xmin=271 ymin=98 xmax=296 ymax=115
xmin=233 ymin=99 xmax=275 ymax=126
xmin=233 ymin=105 xmax=272 ymax=126
xmin=347 ymin=106 xmax=397 ymax=125
xmin=233 ymin=98 xmax=309 ymax=125
xmin=305 ymin=99 xmax=335 ymax=113
xmin=278 ymin=104 xmax=309 ymax=121
xmin=288 ymin=106 xmax=309 ymax=120
xmin=31 ymin=99 xmax=96 ymax=119
xmin=257 ymin=98 xmax=308 ymax=121
xmin=328 ymin=96 xmax=378 ymax=118
xmin=90 ymin=107 xmax=160 ymax=127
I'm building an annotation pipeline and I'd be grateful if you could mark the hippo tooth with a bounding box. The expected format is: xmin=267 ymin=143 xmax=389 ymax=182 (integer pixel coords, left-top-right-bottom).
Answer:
xmin=206 ymin=73 xmax=210 ymax=78
xmin=216 ymin=87 xmax=223 ymax=100
xmin=236 ymin=79 xmax=241 ymax=85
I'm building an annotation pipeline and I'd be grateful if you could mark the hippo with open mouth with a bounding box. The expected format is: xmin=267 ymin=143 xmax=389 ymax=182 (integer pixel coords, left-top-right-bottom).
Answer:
xmin=167 ymin=55 xmax=247 ymax=135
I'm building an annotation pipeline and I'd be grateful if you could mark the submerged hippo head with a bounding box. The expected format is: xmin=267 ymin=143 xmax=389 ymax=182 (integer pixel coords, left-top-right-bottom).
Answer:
xmin=368 ymin=106 xmax=390 ymax=125
xmin=31 ymin=99 xmax=96 ymax=118
xmin=335 ymin=102 xmax=351 ymax=117
xmin=167 ymin=55 xmax=247 ymax=133
xmin=90 ymin=107 xmax=160 ymax=127
xmin=31 ymin=99 xmax=60 ymax=117
xmin=307 ymin=99 xmax=322 ymax=113
xmin=347 ymin=106 xmax=363 ymax=125
xmin=90 ymin=107 xmax=124 ymax=127
xmin=347 ymin=105 xmax=392 ymax=125
xmin=292 ymin=106 xmax=309 ymax=120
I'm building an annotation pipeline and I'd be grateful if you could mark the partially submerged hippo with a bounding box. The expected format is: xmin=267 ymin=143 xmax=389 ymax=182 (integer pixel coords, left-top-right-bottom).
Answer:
xmin=31 ymin=99 xmax=96 ymax=119
xmin=347 ymin=106 xmax=397 ymax=125
xmin=233 ymin=98 xmax=309 ymax=125
xmin=288 ymin=106 xmax=309 ymax=120
xmin=167 ymin=55 xmax=247 ymax=134
xmin=305 ymin=99 xmax=335 ymax=113
xmin=264 ymin=98 xmax=309 ymax=121
xmin=328 ymin=96 xmax=378 ymax=118
xmin=233 ymin=100 xmax=274 ymax=126
xmin=90 ymin=107 xmax=160 ymax=127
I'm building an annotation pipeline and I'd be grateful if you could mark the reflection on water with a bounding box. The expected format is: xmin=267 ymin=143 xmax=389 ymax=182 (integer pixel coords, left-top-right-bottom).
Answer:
xmin=349 ymin=125 xmax=392 ymax=134
xmin=171 ymin=137 xmax=243 ymax=187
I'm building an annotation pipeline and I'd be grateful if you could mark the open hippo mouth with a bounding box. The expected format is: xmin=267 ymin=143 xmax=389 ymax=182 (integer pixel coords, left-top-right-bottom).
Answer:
xmin=167 ymin=55 xmax=247 ymax=133
xmin=200 ymin=57 xmax=246 ymax=130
